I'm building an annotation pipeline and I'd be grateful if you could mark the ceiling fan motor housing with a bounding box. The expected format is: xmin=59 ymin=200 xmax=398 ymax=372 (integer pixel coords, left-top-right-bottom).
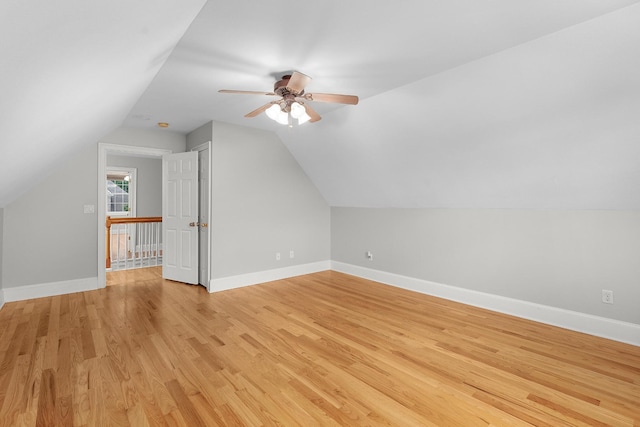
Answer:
xmin=272 ymin=76 xmax=301 ymax=112
xmin=274 ymin=75 xmax=304 ymax=97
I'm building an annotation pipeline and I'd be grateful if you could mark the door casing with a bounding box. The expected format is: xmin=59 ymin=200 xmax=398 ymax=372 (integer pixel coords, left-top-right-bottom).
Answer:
xmin=192 ymin=141 xmax=212 ymax=292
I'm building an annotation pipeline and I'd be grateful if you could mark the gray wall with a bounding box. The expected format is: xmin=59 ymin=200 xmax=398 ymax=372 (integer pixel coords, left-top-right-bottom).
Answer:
xmin=1 ymin=127 xmax=185 ymax=289
xmin=0 ymin=119 xmax=327 ymax=290
xmin=107 ymin=155 xmax=162 ymax=217
xmin=102 ymin=127 xmax=186 ymax=152
xmin=0 ymin=208 xmax=3 ymax=290
xmin=209 ymin=121 xmax=330 ymax=279
xmin=186 ymin=121 xmax=212 ymax=149
xmin=331 ymin=207 xmax=640 ymax=325
xmin=3 ymin=144 xmax=99 ymax=287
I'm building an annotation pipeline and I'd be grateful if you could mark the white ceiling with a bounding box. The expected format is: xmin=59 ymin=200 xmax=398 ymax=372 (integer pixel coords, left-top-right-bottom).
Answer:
xmin=2 ymin=1 xmax=640 ymax=209
xmin=0 ymin=0 xmax=206 ymax=207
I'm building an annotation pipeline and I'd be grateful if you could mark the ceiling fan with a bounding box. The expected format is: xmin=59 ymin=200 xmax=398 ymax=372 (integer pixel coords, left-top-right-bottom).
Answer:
xmin=219 ymin=71 xmax=358 ymax=126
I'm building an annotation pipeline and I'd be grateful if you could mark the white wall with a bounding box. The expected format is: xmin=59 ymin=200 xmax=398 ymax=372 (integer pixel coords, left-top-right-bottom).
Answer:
xmin=332 ymin=207 xmax=640 ymax=326
xmin=107 ymin=155 xmax=162 ymax=217
xmin=209 ymin=122 xmax=330 ymax=283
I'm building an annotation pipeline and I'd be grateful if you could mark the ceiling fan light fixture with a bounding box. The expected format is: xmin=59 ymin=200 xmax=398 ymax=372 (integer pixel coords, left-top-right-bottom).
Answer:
xmin=290 ymin=101 xmax=306 ymax=119
xmin=265 ymin=104 xmax=280 ymax=120
xmin=220 ymin=71 xmax=358 ymax=125
xmin=275 ymin=110 xmax=290 ymax=125
xmin=266 ymin=103 xmax=291 ymax=125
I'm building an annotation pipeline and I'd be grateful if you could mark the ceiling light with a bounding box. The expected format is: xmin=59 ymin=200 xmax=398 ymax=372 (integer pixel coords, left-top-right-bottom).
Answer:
xmin=157 ymin=122 xmax=169 ymax=128
xmin=275 ymin=110 xmax=290 ymax=125
xmin=220 ymin=71 xmax=359 ymax=124
xmin=266 ymin=103 xmax=290 ymax=125
xmin=265 ymin=104 xmax=280 ymax=121
xmin=290 ymin=102 xmax=306 ymax=119
xmin=264 ymin=101 xmax=310 ymax=126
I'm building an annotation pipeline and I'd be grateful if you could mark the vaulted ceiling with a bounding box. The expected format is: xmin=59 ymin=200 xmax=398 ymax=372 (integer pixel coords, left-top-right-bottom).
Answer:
xmin=2 ymin=1 xmax=640 ymax=209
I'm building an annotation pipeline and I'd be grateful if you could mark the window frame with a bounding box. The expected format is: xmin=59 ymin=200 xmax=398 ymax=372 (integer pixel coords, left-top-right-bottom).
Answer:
xmin=106 ymin=167 xmax=137 ymax=217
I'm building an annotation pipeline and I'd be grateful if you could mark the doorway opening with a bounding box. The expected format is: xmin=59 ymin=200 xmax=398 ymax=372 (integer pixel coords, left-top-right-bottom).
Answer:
xmin=97 ymin=142 xmax=211 ymax=291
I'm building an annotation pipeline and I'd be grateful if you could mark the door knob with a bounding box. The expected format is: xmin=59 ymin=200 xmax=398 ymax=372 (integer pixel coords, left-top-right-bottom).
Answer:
xmin=189 ymin=222 xmax=199 ymax=227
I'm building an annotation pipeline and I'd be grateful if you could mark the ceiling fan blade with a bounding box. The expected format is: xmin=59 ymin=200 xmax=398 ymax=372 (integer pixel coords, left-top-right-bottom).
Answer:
xmin=303 ymin=92 xmax=359 ymax=105
xmin=303 ymin=103 xmax=322 ymax=123
xmin=286 ymin=71 xmax=312 ymax=94
xmin=245 ymin=102 xmax=274 ymax=118
xmin=219 ymin=89 xmax=276 ymax=96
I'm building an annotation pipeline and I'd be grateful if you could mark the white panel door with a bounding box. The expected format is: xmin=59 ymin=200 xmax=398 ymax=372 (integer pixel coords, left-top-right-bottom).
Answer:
xmin=162 ymin=151 xmax=199 ymax=284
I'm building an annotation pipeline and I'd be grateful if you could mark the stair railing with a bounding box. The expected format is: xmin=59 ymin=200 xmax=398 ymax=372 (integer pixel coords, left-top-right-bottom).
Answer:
xmin=106 ymin=216 xmax=162 ymax=270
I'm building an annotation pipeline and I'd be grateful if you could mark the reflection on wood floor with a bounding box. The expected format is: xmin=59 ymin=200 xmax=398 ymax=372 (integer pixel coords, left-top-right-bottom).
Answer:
xmin=106 ymin=266 xmax=163 ymax=286
xmin=0 ymin=267 xmax=639 ymax=426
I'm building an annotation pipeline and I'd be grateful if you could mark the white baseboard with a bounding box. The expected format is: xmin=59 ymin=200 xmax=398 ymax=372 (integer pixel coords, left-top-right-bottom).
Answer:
xmin=210 ymin=261 xmax=331 ymax=293
xmin=3 ymin=277 xmax=99 ymax=302
xmin=331 ymin=261 xmax=640 ymax=347
xmin=3 ymin=263 xmax=636 ymax=347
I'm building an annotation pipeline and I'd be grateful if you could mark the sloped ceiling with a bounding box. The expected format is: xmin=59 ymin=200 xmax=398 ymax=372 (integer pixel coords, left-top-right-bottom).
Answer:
xmin=0 ymin=0 xmax=206 ymax=207
xmin=279 ymin=4 xmax=640 ymax=209
xmin=2 ymin=1 xmax=640 ymax=209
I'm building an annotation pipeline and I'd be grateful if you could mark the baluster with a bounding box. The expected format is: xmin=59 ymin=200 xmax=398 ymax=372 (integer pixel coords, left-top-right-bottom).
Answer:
xmin=105 ymin=217 xmax=162 ymax=271
xmin=116 ymin=224 xmax=122 ymax=270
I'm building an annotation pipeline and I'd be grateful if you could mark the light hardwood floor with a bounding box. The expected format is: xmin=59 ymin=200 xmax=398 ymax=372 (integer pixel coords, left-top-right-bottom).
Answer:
xmin=0 ymin=267 xmax=638 ymax=426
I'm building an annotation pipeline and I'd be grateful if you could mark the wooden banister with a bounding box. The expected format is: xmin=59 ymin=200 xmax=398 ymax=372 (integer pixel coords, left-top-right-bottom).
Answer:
xmin=106 ymin=216 xmax=162 ymax=268
xmin=107 ymin=216 xmax=162 ymax=226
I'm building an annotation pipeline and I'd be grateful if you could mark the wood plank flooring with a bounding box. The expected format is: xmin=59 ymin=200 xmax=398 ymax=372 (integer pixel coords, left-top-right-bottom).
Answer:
xmin=0 ymin=267 xmax=639 ymax=426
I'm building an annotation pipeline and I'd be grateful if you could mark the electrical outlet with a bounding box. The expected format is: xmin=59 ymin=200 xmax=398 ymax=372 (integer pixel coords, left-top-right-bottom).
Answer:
xmin=602 ymin=289 xmax=613 ymax=304
xmin=289 ymin=250 xmax=295 ymax=259
xmin=365 ymin=251 xmax=373 ymax=261
xmin=276 ymin=252 xmax=281 ymax=261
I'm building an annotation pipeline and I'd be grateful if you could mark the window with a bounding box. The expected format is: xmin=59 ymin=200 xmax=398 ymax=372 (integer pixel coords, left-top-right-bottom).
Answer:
xmin=106 ymin=167 xmax=136 ymax=216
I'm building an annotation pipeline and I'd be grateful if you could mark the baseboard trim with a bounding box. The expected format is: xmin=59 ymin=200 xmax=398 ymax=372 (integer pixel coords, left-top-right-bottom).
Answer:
xmin=210 ymin=261 xmax=331 ymax=293
xmin=3 ymin=264 xmax=636 ymax=347
xmin=3 ymin=277 xmax=99 ymax=302
xmin=331 ymin=261 xmax=640 ymax=347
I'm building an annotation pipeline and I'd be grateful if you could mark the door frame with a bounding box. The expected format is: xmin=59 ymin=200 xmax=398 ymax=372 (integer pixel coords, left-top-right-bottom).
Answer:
xmin=191 ymin=141 xmax=212 ymax=292
xmin=97 ymin=143 xmax=172 ymax=288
